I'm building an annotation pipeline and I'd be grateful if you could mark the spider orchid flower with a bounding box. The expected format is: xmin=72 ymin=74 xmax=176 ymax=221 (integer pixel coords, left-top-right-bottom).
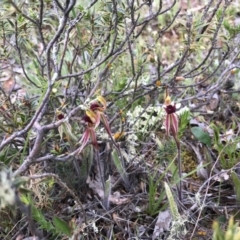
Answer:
xmin=164 ymin=95 xmax=179 ymax=138
xmin=77 ymin=96 xmax=113 ymax=153
xmin=77 ymin=109 xmax=99 ymax=153
xmin=89 ymin=95 xmax=112 ymax=137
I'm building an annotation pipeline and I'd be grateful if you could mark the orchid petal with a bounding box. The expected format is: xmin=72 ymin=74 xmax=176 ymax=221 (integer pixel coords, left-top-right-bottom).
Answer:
xmin=170 ymin=113 xmax=178 ymax=137
xmin=89 ymin=128 xmax=99 ymax=150
xmin=86 ymin=109 xmax=97 ymax=123
xmin=77 ymin=129 xmax=90 ymax=154
xmin=97 ymin=95 xmax=107 ymax=110
xmin=90 ymin=103 xmax=102 ymax=111
xmin=165 ymin=96 xmax=172 ymax=106
xmin=58 ymin=125 xmax=64 ymax=140
xmin=100 ymin=114 xmax=120 ymax=149
xmin=100 ymin=114 xmax=112 ymax=137
xmin=95 ymin=111 xmax=101 ymax=128
xmin=165 ymin=114 xmax=171 ymax=137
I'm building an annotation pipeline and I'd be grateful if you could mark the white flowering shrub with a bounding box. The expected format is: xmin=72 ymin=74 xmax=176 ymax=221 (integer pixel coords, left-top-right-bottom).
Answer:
xmin=0 ymin=168 xmax=16 ymax=209
xmin=124 ymin=105 xmax=165 ymax=162
xmin=126 ymin=105 xmax=165 ymax=134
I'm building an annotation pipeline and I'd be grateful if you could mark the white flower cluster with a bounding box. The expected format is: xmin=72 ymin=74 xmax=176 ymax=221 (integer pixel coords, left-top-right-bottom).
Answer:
xmin=126 ymin=105 xmax=165 ymax=134
xmin=125 ymin=133 xmax=139 ymax=161
xmin=0 ymin=169 xmax=16 ymax=209
xmin=125 ymin=105 xmax=165 ymax=162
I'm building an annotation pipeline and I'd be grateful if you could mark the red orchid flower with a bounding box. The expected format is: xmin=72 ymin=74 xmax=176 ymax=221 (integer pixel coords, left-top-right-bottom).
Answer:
xmin=77 ymin=96 xmax=113 ymax=153
xmin=77 ymin=110 xmax=99 ymax=153
xmin=164 ymin=95 xmax=179 ymax=138
xmin=90 ymin=96 xmax=113 ymax=137
xmin=164 ymin=94 xmax=182 ymax=200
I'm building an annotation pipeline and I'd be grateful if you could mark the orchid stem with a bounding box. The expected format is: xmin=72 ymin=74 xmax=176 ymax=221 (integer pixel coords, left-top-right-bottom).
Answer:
xmin=173 ymin=135 xmax=182 ymax=201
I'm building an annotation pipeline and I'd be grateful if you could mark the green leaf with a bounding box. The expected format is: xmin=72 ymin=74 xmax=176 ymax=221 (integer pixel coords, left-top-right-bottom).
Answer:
xmin=18 ymin=187 xmax=33 ymax=195
xmin=53 ymin=216 xmax=71 ymax=236
xmin=31 ymin=205 xmax=56 ymax=233
xmin=20 ymin=193 xmax=32 ymax=205
xmin=112 ymin=149 xmax=125 ymax=177
xmin=103 ymin=176 xmax=111 ymax=210
xmin=63 ymin=122 xmax=78 ymax=142
xmin=164 ymin=182 xmax=180 ymax=221
xmin=191 ymin=126 xmax=211 ymax=146
xmin=231 ymin=171 xmax=240 ymax=203
xmin=112 ymin=149 xmax=129 ymax=189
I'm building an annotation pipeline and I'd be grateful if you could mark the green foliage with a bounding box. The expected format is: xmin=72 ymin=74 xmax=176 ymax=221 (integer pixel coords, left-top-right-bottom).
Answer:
xmin=231 ymin=171 xmax=240 ymax=203
xmin=213 ymin=216 xmax=240 ymax=240
xmin=21 ymin=194 xmax=72 ymax=238
xmin=78 ymin=145 xmax=94 ymax=185
xmin=217 ymin=7 xmax=240 ymax=38
xmin=113 ymin=77 xmax=128 ymax=92
xmin=146 ymin=154 xmax=180 ymax=216
xmin=31 ymin=204 xmax=57 ymax=235
xmin=58 ymin=121 xmax=78 ymax=142
xmin=191 ymin=126 xmax=212 ymax=146
xmin=112 ymin=149 xmax=129 ymax=188
xmin=178 ymin=109 xmax=191 ymax=137
xmin=164 ymin=181 xmax=187 ymax=238
xmin=146 ymin=172 xmax=167 ymax=216
xmin=164 ymin=182 xmax=180 ymax=221
xmin=155 ymin=135 xmax=177 ymax=163
xmin=103 ymin=176 xmax=111 ymax=210
xmin=157 ymin=1 xmax=179 ymax=28
xmin=212 ymin=124 xmax=240 ymax=169
xmin=0 ymin=145 xmax=16 ymax=165
xmin=53 ymin=216 xmax=72 ymax=237
xmin=223 ymin=19 xmax=240 ymax=38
